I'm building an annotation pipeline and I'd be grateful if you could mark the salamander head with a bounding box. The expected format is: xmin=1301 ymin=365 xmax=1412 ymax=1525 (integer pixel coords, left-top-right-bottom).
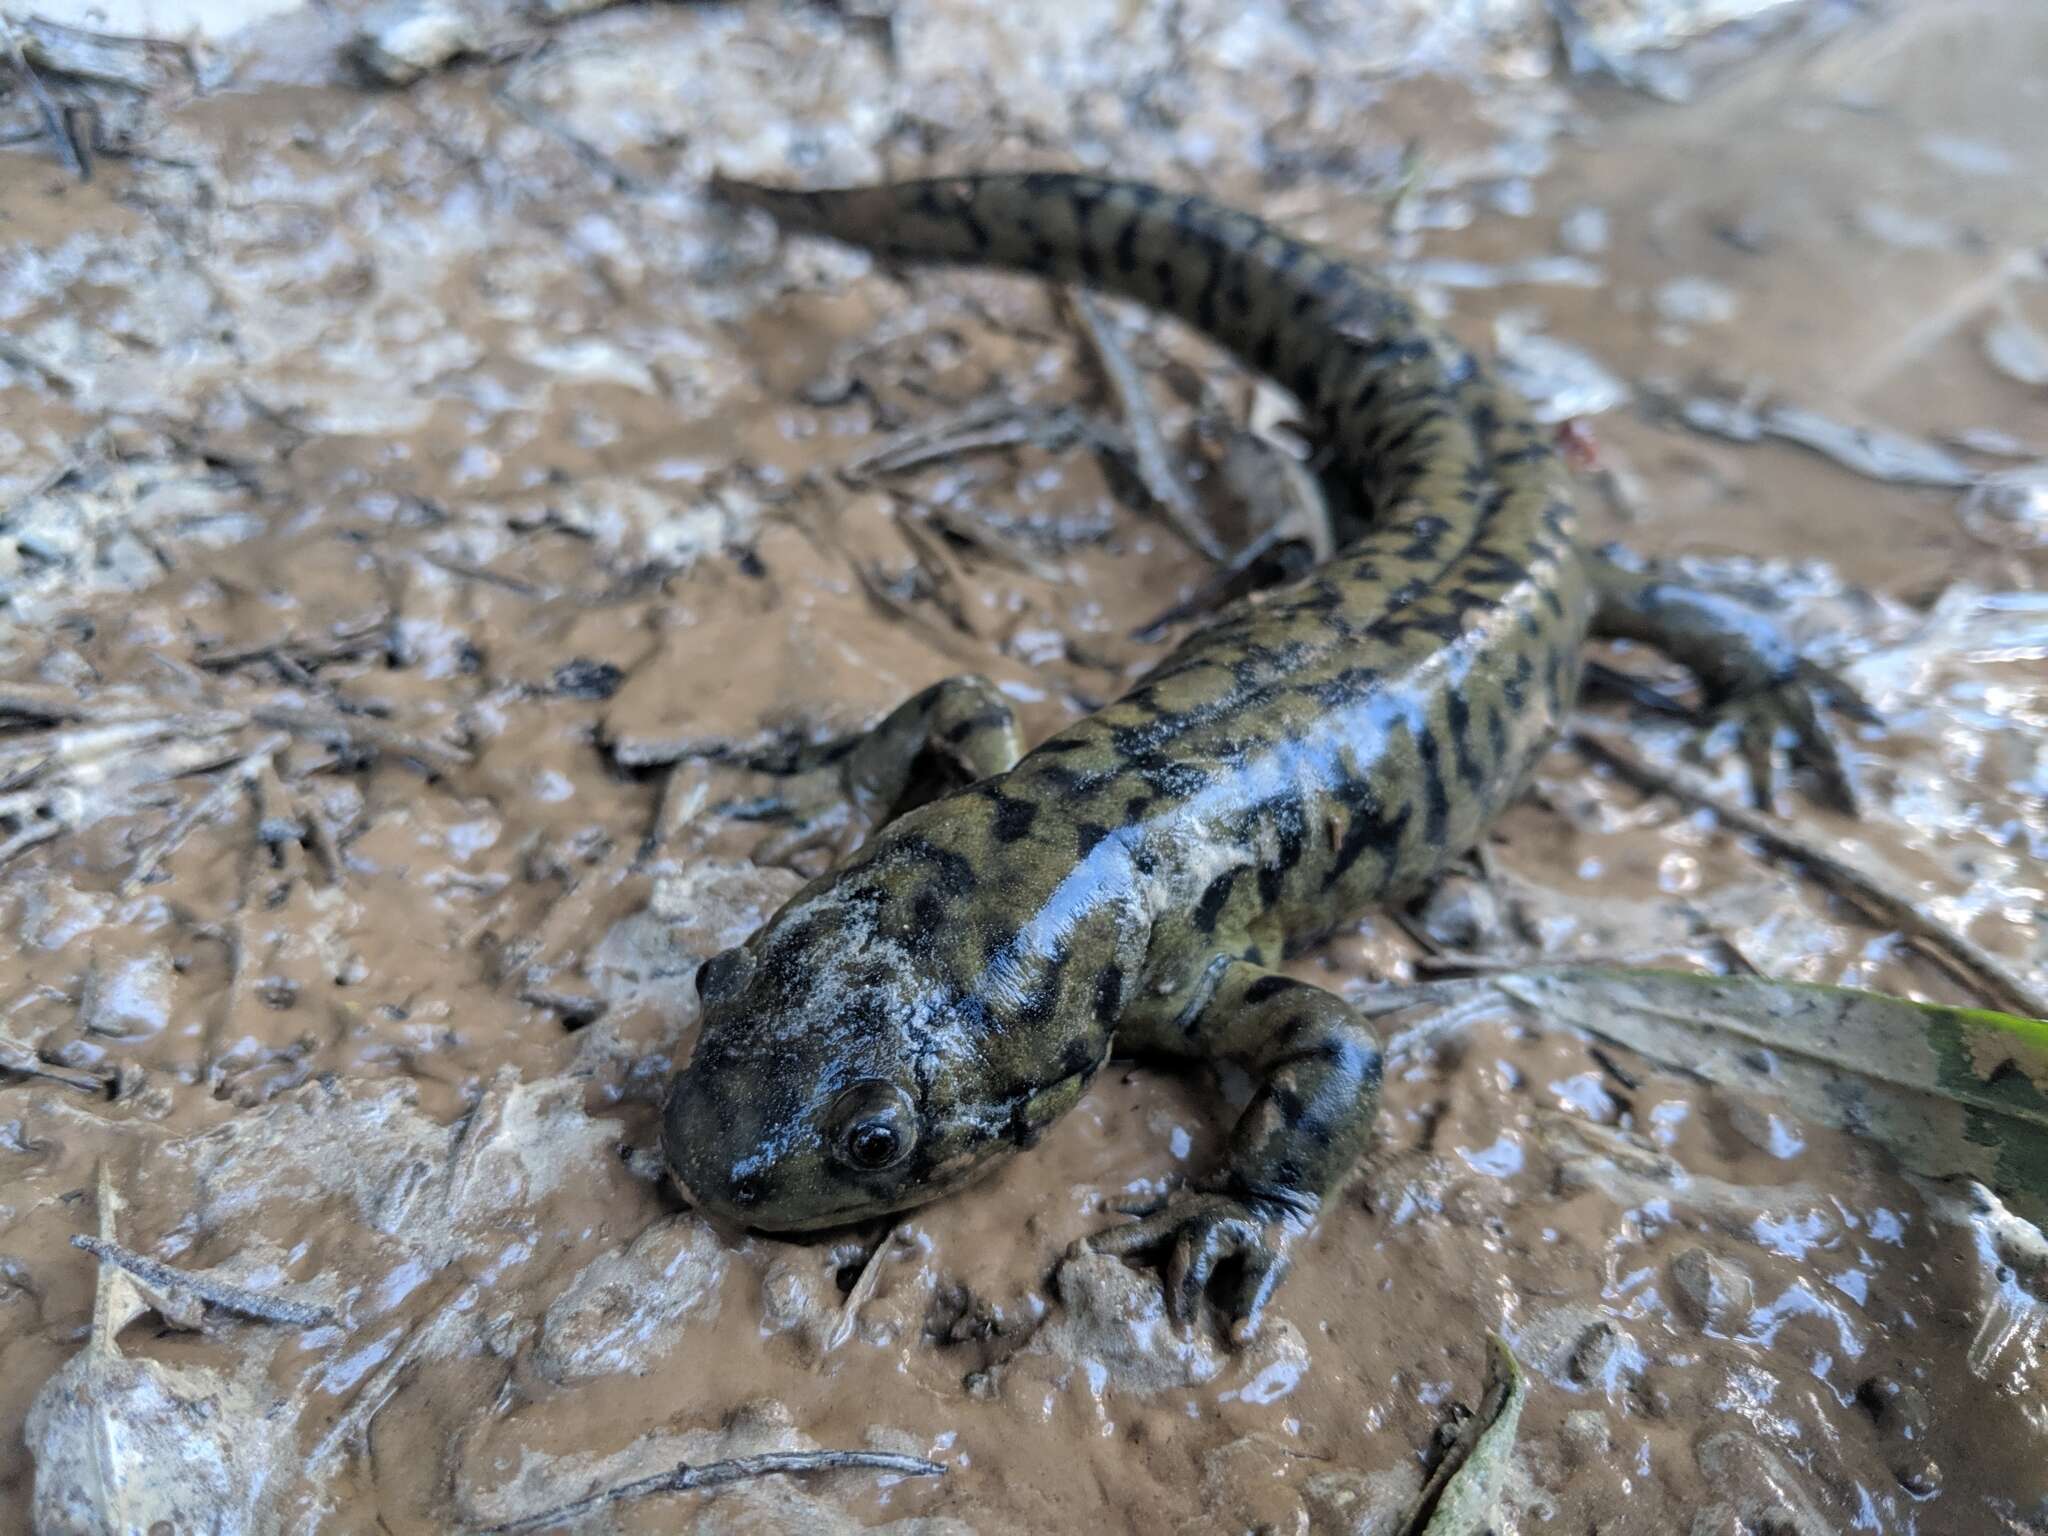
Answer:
xmin=660 ymin=868 xmax=1105 ymax=1232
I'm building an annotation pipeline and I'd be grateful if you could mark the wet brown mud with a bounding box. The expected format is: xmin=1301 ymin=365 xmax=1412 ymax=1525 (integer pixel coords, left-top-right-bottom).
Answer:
xmin=1 ymin=1 xmax=2045 ymax=1532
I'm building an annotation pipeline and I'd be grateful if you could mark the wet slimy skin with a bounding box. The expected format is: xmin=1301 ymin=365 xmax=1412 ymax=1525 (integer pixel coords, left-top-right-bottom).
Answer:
xmin=662 ymin=175 xmax=1865 ymax=1338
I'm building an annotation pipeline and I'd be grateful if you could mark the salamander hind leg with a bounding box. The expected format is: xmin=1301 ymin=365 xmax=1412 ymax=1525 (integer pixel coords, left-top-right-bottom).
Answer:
xmin=746 ymin=676 xmax=1023 ymax=864
xmin=1589 ymin=556 xmax=1877 ymax=814
xmin=1081 ymin=960 xmax=1383 ymax=1345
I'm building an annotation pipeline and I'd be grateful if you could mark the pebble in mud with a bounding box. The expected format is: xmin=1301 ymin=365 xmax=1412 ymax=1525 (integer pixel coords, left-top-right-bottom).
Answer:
xmin=1668 ymin=1247 xmax=1754 ymax=1333
xmin=350 ymin=0 xmax=480 ymax=84
xmin=77 ymin=951 xmax=176 ymax=1041
xmin=27 ymin=1348 xmax=292 ymax=1536
xmin=529 ymin=1215 xmax=727 ymax=1385
xmin=1301 ymin=1465 xmax=1424 ymax=1536
xmin=1021 ymin=1251 xmax=1226 ymax=1394
xmin=1412 ymin=875 xmax=1506 ymax=952
xmin=1857 ymin=1374 xmax=1942 ymax=1496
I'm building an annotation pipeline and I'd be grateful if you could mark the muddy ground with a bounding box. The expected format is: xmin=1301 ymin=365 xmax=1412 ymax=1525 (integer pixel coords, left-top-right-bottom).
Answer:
xmin=2 ymin=0 xmax=2046 ymax=1531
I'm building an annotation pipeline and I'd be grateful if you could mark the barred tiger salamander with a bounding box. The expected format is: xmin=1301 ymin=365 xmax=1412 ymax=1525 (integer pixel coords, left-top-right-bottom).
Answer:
xmin=662 ymin=174 xmax=1866 ymax=1338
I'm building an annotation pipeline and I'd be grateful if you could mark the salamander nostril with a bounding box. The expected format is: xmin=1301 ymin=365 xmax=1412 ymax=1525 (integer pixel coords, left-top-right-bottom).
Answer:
xmin=727 ymin=1171 xmax=769 ymax=1208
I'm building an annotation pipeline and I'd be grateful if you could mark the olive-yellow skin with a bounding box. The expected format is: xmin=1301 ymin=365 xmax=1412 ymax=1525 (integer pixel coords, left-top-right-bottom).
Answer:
xmin=663 ymin=175 xmax=1860 ymax=1334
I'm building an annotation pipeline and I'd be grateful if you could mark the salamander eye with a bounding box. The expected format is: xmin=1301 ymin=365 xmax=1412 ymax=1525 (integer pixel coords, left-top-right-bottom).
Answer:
xmin=826 ymin=1079 xmax=917 ymax=1172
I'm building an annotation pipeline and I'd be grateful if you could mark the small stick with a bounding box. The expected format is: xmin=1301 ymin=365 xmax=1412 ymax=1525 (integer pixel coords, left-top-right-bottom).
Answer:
xmin=1572 ymin=725 xmax=2048 ymax=1020
xmin=0 ymin=815 xmax=65 ymax=868
xmin=415 ymin=550 xmax=547 ymax=597
xmin=123 ymin=731 xmax=289 ymax=894
xmin=845 ymin=400 xmax=1069 ymax=479
xmin=0 ymin=1031 xmax=108 ymax=1093
xmin=0 ymin=17 xmax=86 ymax=180
xmin=252 ymin=701 xmax=472 ymax=768
xmin=1071 ymin=291 xmax=1227 ymax=561
xmin=0 ymin=682 xmax=85 ymax=722
xmin=71 ymin=1233 xmax=336 ymax=1327
xmin=827 ymin=1227 xmax=900 ymax=1353
xmin=637 ymin=758 xmax=717 ymax=866
xmin=476 ymin=1450 xmax=947 ymax=1535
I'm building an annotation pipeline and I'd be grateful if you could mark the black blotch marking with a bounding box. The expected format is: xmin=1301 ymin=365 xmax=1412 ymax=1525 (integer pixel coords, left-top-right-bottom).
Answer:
xmin=1094 ymin=964 xmax=1125 ymax=1024
xmin=1486 ymin=705 xmax=1509 ymax=769
xmin=1016 ymin=954 xmax=1068 ymax=1028
xmin=1193 ymin=869 xmax=1240 ymax=934
xmin=1504 ymin=652 xmax=1532 ymax=711
xmin=1326 ymin=781 xmax=1413 ymax=889
xmin=1273 ymin=1087 xmax=1308 ymax=1124
xmin=1113 ymin=216 xmax=1139 ymax=275
xmin=1195 ymin=252 xmax=1225 ymax=332
xmin=979 ymin=924 xmax=1018 ymax=970
xmin=1060 ymin=1036 xmax=1098 ymax=1078
xmin=957 ymin=198 xmax=991 ymax=254
xmin=1244 ymin=974 xmax=1302 ymax=1005
xmin=892 ymin=836 xmax=977 ymax=897
xmin=1152 ymin=257 xmax=1180 ymax=307
xmin=1076 ymin=821 xmax=1111 ymax=856
xmin=991 ymin=795 xmax=1039 ymax=844
xmin=1123 ymin=795 xmax=1153 ymax=824
xmin=913 ymin=890 xmax=944 ymax=934
xmin=945 ymin=708 xmax=1012 ymax=745
xmin=1418 ymin=729 xmax=1451 ymax=849
xmin=1443 ymin=690 xmax=1486 ymax=793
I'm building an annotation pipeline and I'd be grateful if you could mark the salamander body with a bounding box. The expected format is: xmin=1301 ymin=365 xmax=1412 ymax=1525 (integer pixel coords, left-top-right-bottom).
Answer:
xmin=663 ymin=174 xmax=1847 ymax=1333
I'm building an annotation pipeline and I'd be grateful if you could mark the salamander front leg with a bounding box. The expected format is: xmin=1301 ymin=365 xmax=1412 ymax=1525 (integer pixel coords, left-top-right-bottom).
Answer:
xmin=1082 ymin=961 xmax=1383 ymax=1344
xmin=746 ymin=675 xmax=1023 ymax=864
xmin=1589 ymin=557 xmax=1877 ymax=814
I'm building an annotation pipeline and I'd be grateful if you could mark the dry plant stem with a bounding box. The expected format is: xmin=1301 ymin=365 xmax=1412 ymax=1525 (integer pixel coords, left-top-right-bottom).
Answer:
xmin=845 ymin=399 xmax=1064 ymax=478
xmin=0 ymin=817 xmax=65 ymax=868
xmin=1572 ymin=724 xmax=2048 ymax=1020
xmin=251 ymin=700 xmax=472 ymax=767
xmin=0 ymin=682 xmax=85 ymax=722
xmin=123 ymin=731 xmax=290 ymax=895
xmin=0 ymin=1032 xmax=107 ymax=1092
xmin=71 ymin=1234 xmax=336 ymax=1327
xmin=637 ymin=758 xmax=718 ymax=866
xmin=1071 ymin=290 xmax=1228 ymax=561
xmin=477 ymin=1451 xmax=947 ymax=1535
xmin=0 ymin=16 xmax=86 ymax=179
xmin=826 ymin=1227 xmax=900 ymax=1353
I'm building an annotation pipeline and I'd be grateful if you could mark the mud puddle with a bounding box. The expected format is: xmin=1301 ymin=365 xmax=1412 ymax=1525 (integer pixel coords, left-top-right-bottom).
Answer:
xmin=2 ymin=1 xmax=2045 ymax=1531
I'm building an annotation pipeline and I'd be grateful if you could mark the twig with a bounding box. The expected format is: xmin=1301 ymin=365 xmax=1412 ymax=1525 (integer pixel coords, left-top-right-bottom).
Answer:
xmin=844 ymin=399 xmax=1087 ymax=479
xmin=252 ymin=701 xmax=472 ymax=768
xmin=827 ymin=1228 xmax=899 ymax=1353
xmin=0 ymin=682 xmax=86 ymax=722
xmin=71 ymin=1233 xmax=336 ymax=1327
xmin=1573 ymin=725 xmax=2048 ymax=1020
xmin=0 ymin=16 xmax=86 ymax=180
xmin=1071 ymin=291 xmax=1226 ymax=561
xmin=415 ymin=550 xmax=547 ymax=597
xmin=476 ymin=1450 xmax=946 ymax=1535
xmin=0 ymin=1031 xmax=109 ymax=1093
xmin=0 ymin=814 xmax=65 ymax=868
xmin=122 ymin=731 xmax=289 ymax=894
xmin=636 ymin=759 xmax=717 ymax=866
